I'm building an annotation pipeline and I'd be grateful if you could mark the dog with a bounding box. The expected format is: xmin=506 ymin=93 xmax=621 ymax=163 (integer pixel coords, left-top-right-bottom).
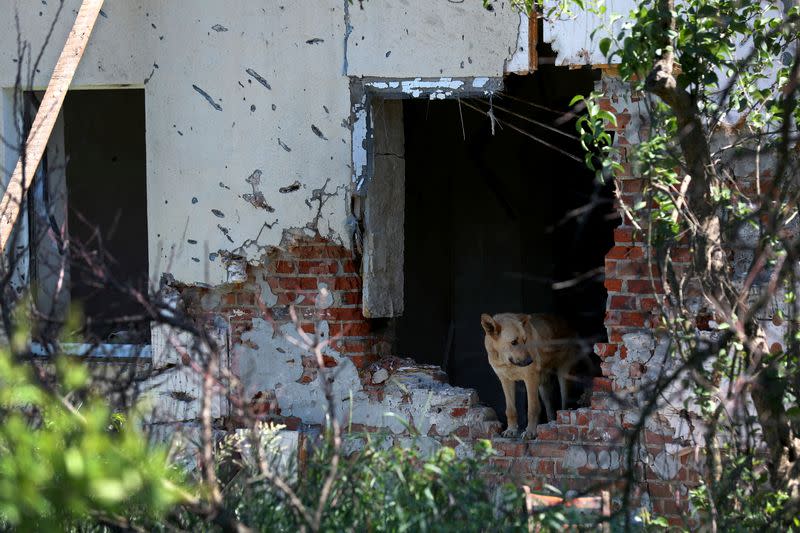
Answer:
xmin=481 ymin=313 xmax=588 ymax=439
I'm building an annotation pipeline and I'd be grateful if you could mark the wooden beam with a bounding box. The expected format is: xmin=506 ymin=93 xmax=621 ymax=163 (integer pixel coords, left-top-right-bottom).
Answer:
xmin=0 ymin=0 xmax=105 ymax=252
xmin=529 ymin=5 xmax=538 ymax=71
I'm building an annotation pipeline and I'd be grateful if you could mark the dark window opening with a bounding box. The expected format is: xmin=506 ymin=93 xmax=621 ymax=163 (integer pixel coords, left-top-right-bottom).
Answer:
xmin=29 ymin=89 xmax=149 ymax=344
xmin=395 ymin=67 xmax=617 ymax=424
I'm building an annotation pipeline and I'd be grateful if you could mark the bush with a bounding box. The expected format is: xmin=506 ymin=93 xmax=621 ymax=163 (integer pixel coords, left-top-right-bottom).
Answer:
xmin=0 ymin=330 xmax=190 ymax=530
xmin=164 ymin=424 xmax=585 ymax=532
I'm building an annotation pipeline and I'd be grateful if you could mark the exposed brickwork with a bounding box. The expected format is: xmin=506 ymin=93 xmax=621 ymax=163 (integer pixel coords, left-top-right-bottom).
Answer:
xmin=211 ymin=236 xmax=383 ymax=376
xmin=167 ymin=75 xmax=704 ymax=524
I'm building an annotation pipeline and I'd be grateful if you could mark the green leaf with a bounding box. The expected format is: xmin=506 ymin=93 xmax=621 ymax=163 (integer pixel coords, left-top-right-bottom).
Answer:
xmin=599 ymin=37 xmax=612 ymax=57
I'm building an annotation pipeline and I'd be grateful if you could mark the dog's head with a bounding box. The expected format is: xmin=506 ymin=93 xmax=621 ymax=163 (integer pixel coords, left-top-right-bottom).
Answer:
xmin=480 ymin=313 xmax=534 ymax=367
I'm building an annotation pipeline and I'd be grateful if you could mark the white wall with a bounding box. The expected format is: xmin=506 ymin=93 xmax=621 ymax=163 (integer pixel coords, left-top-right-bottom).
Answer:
xmin=543 ymin=0 xmax=636 ymax=66
xmin=0 ymin=0 xmax=527 ymax=286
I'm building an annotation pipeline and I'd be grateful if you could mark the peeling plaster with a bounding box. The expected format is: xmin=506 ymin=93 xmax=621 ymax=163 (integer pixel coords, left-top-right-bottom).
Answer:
xmin=543 ymin=0 xmax=636 ymax=67
xmin=505 ymin=12 xmax=530 ymax=73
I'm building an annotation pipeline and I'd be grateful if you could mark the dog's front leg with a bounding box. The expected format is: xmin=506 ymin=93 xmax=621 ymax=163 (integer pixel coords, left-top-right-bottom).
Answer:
xmin=500 ymin=378 xmax=519 ymax=437
xmin=539 ymin=380 xmax=555 ymax=422
xmin=557 ymin=367 xmax=569 ymax=412
xmin=522 ymin=374 xmax=541 ymax=439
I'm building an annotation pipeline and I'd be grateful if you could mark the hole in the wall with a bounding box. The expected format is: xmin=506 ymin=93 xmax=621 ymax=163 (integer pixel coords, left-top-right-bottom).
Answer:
xmin=27 ymin=89 xmax=150 ymax=344
xmin=383 ymin=67 xmax=617 ymax=425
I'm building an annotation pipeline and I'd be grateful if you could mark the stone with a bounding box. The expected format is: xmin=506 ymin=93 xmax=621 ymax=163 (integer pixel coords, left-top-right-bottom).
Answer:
xmin=372 ymin=368 xmax=389 ymax=384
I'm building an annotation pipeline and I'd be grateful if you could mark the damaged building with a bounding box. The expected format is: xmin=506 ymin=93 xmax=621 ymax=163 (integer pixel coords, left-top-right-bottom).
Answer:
xmin=1 ymin=0 xmax=774 ymax=523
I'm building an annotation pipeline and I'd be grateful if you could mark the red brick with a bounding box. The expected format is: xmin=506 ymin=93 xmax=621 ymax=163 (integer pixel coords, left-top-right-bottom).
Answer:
xmin=639 ymin=297 xmax=659 ymax=311
xmin=610 ymin=295 xmax=636 ymax=309
xmin=557 ymin=425 xmax=580 ymax=441
xmin=450 ymin=407 xmax=469 ymax=417
xmin=616 ymin=261 xmax=650 ymax=277
xmin=535 ymin=459 xmax=555 ymax=476
xmin=348 ymin=354 xmax=377 ymax=369
xmin=274 ymin=260 xmax=295 ymax=274
xmin=327 ymin=308 xmax=364 ymax=321
xmin=291 ymin=245 xmax=350 ymax=259
xmin=606 ymin=246 xmax=632 ymax=259
xmin=489 ymin=457 xmax=512 ymax=471
xmin=237 ymin=292 xmax=256 ymax=306
xmin=613 ymin=227 xmax=634 ymax=243
xmin=332 ymin=321 xmax=370 ymax=336
xmin=494 ymin=440 xmax=526 ymax=457
xmin=453 ymin=426 xmax=470 ymax=438
xmin=644 ymin=430 xmax=675 ymax=445
xmin=298 ymin=260 xmax=339 ymax=275
xmin=576 ymin=410 xmax=591 ymax=426
xmin=340 ymin=292 xmax=362 ymax=305
xmin=340 ymin=340 xmax=369 ymax=353
xmin=334 ymin=276 xmax=361 ymax=290
xmin=618 ymin=311 xmax=647 ymax=327
xmin=536 ymin=424 xmax=558 ymax=441
xmin=627 ymin=279 xmax=664 ymax=294
xmin=278 ymin=278 xmax=302 ymax=291
xmin=589 ymin=412 xmax=618 ymax=428
xmin=603 ymin=278 xmax=622 ymax=292
xmin=341 ymin=260 xmax=358 ymax=273
xmin=527 ymin=441 xmax=567 ymax=458
xmin=221 ymin=293 xmax=236 ymax=306
xmin=594 ymin=343 xmax=618 ymax=357
xmin=594 ymin=377 xmax=613 ymax=392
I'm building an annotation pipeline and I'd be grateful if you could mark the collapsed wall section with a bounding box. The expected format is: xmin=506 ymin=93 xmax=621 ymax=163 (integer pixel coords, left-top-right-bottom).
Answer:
xmin=148 ymin=231 xmax=501 ymax=452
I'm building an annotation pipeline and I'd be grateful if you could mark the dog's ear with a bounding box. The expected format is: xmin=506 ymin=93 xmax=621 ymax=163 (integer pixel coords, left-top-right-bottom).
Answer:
xmin=518 ymin=314 xmax=530 ymax=327
xmin=481 ymin=314 xmax=500 ymax=337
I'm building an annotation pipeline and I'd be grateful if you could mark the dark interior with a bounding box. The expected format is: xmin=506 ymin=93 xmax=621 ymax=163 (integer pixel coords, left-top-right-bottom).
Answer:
xmin=63 ymin=89 xmax=149 ymax=343
xmin=396 ymin=67 xmax=617 ymax=423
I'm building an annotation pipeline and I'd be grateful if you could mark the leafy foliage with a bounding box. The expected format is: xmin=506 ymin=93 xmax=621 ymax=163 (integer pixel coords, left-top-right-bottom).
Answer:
xmin=565 ymin=0 xmax=800 ymax=529
xmin=174 ymin=428 xmax=551 ymax=532
xmin=0 ymin=325 xmax=190 ymax=530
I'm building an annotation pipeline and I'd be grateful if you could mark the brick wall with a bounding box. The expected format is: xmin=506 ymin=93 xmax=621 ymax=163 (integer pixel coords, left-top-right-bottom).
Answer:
xmin=166 ymin=75 xmax=700 ymax=525
xmin=223 ymin=235 xmax=382 ymax=374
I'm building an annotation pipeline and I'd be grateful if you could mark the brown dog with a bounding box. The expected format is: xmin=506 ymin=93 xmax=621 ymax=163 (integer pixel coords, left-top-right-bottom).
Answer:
xmin=481 ymin=313 xmax=586 ymax=439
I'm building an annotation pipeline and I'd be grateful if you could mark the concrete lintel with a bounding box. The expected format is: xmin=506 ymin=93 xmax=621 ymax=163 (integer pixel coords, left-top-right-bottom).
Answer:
xmin=350 ymin=76 xmax=503 ymax=193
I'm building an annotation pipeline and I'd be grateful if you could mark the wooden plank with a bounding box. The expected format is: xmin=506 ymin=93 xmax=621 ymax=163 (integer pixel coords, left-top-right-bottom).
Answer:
xmin=0 ymin=0 xmax=105 ymax=252
xmin=529 ymin=5 xmax=538 ymax=71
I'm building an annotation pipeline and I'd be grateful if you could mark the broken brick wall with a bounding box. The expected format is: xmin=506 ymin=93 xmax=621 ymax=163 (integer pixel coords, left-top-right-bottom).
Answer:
xmin=152 ymin=230 xmax=501 ymax=452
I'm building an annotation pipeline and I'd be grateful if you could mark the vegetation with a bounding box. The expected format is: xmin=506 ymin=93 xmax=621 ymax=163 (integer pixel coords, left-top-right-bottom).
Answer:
xmin=566 ymin=0 xmax=800 ymax=529
xmin=0 ymin=326 xmax=190 ymax=531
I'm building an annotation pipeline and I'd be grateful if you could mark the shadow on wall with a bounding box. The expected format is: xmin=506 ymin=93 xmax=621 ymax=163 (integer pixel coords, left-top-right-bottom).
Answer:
xmin=395 ymin=66 xmax=618 ymax=424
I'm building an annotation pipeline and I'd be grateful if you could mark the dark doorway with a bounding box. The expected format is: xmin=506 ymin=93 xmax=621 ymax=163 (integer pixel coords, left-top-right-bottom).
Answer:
xmin=64 ymin=89 xmax=149 ymax=342
xmin=396 ymin=67 xmax=617 ymax=423
xmin=28 ymin=89 xmax=149 ymax=344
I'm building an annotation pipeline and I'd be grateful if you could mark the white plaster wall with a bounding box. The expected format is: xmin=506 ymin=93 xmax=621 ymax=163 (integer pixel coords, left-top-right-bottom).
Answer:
xmin=0 ymin=1 xmax=528 ymax=287
xmin=543 ymin=0 xmax=636 ymax=66
xmin=345 ymin=0 xmax=523 ymax=77
xmin=143 ymin=1 xmax=351 ymax=285
xmin=0 ymin=0 xmax=151 ymax=88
